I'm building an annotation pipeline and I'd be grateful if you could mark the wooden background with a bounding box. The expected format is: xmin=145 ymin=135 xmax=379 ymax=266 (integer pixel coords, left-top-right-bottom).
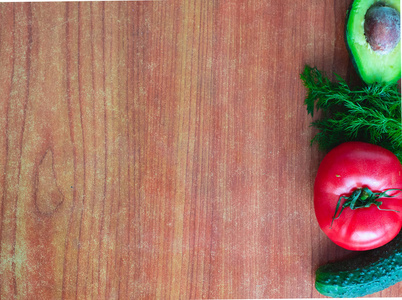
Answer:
xmin=0 ymin=1 xmax=400 ymax=299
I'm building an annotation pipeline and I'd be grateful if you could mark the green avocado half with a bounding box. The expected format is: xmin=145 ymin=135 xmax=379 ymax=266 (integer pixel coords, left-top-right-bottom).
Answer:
xmin=345 ymin=0 xmax=401 ymax=85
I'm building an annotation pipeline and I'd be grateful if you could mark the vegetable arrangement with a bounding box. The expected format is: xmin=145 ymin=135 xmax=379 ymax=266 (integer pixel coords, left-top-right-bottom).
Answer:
xmin=302 ymin=0 xmax=402 ymax=297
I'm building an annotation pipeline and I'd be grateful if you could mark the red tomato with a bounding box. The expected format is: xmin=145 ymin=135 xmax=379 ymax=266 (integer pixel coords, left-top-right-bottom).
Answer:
xmin=314 ymin=142 xmax=402 ymax=251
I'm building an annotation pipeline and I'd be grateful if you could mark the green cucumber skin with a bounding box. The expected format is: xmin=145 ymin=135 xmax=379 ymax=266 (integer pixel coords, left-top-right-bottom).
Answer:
xmin=315 ymin=232 xmax=402 ymax=298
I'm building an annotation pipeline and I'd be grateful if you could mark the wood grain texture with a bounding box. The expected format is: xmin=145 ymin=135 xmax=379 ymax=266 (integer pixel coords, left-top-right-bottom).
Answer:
xmin=0 ymin=1 xmax=400 ymax=299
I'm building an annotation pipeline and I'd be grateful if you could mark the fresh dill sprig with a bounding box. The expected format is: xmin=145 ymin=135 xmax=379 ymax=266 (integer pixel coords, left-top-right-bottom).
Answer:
xmin=301 ymin=65 xmax=402 ymax=162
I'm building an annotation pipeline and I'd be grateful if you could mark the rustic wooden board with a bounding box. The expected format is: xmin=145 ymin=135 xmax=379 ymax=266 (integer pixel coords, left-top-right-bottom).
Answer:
xmin=0 ymin=1 xmax=401 ymax=299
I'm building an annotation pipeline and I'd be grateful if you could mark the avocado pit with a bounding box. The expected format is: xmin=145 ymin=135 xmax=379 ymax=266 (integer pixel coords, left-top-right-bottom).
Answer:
xmin=364 ymin=4 xmax=400 ymax=54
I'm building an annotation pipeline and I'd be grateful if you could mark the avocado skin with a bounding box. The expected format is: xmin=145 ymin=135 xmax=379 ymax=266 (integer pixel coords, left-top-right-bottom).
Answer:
xmin=344 ymin=7 xmax=364 ymax=86
xmin=344 ymin=0 xmax=401 ymax=85
xmin=345 ymin=7 xmax=365 ymax=85
xmin=315 ymin=232 xmax=402 ymax=298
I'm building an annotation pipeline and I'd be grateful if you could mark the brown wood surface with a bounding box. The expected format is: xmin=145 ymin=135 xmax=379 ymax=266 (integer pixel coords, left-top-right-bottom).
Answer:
xmin=0 ymin=1 xmax=400 ymax=299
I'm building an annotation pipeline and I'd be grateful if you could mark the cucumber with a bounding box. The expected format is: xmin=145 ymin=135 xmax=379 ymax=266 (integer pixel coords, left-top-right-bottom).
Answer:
xmin=315 ymin=232 xmax=402 ymax=297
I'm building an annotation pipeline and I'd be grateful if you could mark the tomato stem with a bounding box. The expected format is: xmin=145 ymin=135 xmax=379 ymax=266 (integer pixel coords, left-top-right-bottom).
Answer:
xmin=330 ymin=188 xmax=402 ymax=228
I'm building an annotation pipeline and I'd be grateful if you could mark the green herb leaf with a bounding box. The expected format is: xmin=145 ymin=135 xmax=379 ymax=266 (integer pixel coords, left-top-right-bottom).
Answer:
xmin=301 ymin=65 xmax=402 ymax=162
